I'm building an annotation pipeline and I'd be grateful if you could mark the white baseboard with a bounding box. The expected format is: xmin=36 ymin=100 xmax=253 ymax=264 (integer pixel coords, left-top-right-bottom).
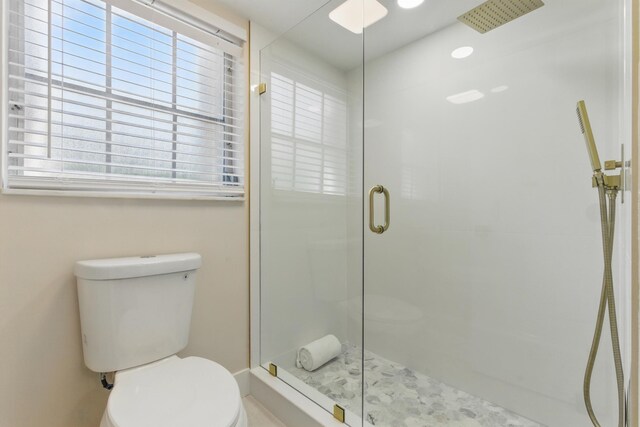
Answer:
xmin=233 ymin=368 xmax=251 ymax=397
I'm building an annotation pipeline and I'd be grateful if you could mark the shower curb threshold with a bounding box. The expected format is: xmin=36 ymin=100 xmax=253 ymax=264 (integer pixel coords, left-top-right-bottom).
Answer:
xmin=250 ymin=367 xmax=364 ymax=427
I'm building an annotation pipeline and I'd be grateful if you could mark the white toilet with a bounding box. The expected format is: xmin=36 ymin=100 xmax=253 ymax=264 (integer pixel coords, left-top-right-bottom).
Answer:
xmin=75 ymin=253 xmax=247 ymax=427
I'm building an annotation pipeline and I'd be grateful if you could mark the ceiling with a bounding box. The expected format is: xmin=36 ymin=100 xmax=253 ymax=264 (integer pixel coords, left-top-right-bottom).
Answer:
xmin=215 ymin=0 xmax=487 ymax=70
xmin=281 ymin=0 xmax=486 ymax=70
xmin=215 ymin=0 xmax=611 ymax=71
xmin=214 ymin=0 xmax=331 ymax=36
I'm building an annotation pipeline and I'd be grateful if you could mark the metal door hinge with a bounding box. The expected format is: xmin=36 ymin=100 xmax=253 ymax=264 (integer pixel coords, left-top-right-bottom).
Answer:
xmin=333 ymin=404 xmax=345 ymax=423
xmin=258 ymin=83 xmax=267 ymax=95
xmin=268 ymin=363 xmax=277 ymax=377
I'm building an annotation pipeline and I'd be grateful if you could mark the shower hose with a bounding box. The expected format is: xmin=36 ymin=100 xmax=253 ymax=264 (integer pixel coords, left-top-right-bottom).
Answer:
xmin=583 ymin=174 xmax=625 ymax=427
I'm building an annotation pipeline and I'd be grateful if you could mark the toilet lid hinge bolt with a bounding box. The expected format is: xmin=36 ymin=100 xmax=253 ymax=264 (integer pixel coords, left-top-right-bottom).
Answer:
xmin=100 ymin=372 xmax=114 ymax=390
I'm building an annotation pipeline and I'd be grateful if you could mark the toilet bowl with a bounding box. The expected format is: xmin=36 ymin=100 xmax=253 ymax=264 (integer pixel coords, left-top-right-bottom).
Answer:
xmin=74 ymin=253 xmax=246 ymax=427
xmin=100 ymin=356 xmax=247 ymax=427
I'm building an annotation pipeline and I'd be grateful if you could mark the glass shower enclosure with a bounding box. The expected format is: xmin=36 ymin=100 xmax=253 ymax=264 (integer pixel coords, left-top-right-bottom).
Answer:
xmin=259 ymin=0 xmax=632 ymax=425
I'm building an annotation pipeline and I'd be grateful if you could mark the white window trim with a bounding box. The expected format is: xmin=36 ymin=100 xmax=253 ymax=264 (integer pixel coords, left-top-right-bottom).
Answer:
xmin=0 ymin=0 xmax=247 ymax=201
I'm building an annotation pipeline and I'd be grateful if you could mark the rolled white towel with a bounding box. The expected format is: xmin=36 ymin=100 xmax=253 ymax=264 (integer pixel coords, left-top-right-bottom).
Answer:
xmin=296 ymin=334 xmax=342 ymax=372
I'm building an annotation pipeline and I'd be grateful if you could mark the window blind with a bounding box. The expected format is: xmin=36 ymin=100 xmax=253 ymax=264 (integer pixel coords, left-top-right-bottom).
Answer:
xmin=5 ymin=0 xmax=245 ymax=198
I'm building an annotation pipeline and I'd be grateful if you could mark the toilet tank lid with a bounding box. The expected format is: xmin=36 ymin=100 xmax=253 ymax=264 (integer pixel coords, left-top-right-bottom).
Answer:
xmin=75 ymin=253 xmax=202 ymax=280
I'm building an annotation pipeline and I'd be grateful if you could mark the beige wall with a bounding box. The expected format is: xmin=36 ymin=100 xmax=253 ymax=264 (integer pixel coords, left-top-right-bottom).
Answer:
xmin=0 ymin=2 xmax=250 ymax=427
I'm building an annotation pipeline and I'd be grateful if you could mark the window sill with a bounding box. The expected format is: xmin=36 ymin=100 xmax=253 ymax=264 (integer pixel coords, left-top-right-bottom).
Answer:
xmin=1 ymin=187 xmax=246 ymax=202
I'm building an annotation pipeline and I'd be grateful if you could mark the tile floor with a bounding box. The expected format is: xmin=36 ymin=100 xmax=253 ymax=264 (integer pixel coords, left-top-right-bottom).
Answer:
xmin=243 ymin=395 xmax=287 ymax=427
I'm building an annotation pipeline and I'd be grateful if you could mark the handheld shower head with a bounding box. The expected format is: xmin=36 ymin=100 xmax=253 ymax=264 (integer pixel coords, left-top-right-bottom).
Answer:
xmin=576 ymin=100 xmax=602 ymax=172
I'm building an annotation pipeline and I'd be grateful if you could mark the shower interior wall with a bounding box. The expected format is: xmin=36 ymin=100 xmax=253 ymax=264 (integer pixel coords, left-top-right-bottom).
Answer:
xmin=355 ymin=1 xmax=626 ymax=426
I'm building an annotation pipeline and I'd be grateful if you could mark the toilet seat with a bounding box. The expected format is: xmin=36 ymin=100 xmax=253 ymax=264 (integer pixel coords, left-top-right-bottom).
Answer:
xmin=103 ymin=356 xmax=243 ymax=427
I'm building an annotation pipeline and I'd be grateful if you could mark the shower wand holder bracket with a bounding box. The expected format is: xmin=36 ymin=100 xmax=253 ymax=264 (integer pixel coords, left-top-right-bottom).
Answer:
xmin=591 ymin=173 xmax=620 ymax=190
xmin=604 ymin=160 xmax=624 ymax=170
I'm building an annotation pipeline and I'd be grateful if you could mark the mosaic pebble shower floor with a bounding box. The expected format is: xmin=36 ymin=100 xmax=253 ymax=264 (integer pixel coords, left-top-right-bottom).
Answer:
xmin=286 ymin=346 xmax=544 ymax=427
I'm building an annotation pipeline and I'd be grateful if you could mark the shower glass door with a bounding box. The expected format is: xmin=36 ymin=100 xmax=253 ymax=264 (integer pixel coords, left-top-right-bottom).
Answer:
xmin=361 ymin=0 xmax=630 ymax=426
xmin=259 ymin=0 xmax=631 ymax=426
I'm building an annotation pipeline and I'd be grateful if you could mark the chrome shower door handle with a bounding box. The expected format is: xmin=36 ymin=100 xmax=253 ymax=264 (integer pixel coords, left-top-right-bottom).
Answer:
xmin=369 ymin=185 xmax=390 ymax=234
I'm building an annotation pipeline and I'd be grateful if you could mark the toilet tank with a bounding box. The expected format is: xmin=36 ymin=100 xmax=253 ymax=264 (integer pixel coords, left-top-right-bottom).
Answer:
xmin=75 ymin=253 xmax=202 ymax=373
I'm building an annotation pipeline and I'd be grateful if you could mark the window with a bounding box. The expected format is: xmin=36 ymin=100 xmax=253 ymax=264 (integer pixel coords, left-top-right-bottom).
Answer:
xmin=4 ymin=0 xmax=245 ymax=198
xmin=270 ymin=68 xmax=348 ymax=196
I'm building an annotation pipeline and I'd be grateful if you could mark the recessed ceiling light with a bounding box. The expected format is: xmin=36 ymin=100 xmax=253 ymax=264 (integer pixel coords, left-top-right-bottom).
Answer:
xmin=329 ymin=0 xmax=388 ymax=34
xmin=397 ymin=0 xmax=424 ymax=9
xmin=451 ymin=46 xmax=474 ymax=59
xmin=446 ymin=90 xmax=485 ymax=105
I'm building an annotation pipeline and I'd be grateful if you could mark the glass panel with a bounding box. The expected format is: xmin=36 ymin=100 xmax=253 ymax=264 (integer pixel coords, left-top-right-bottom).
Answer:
xmin=259 ymin=0 xmax=364 ymax=424
xmin=362 ymin=0 xmax=629 ymax=426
